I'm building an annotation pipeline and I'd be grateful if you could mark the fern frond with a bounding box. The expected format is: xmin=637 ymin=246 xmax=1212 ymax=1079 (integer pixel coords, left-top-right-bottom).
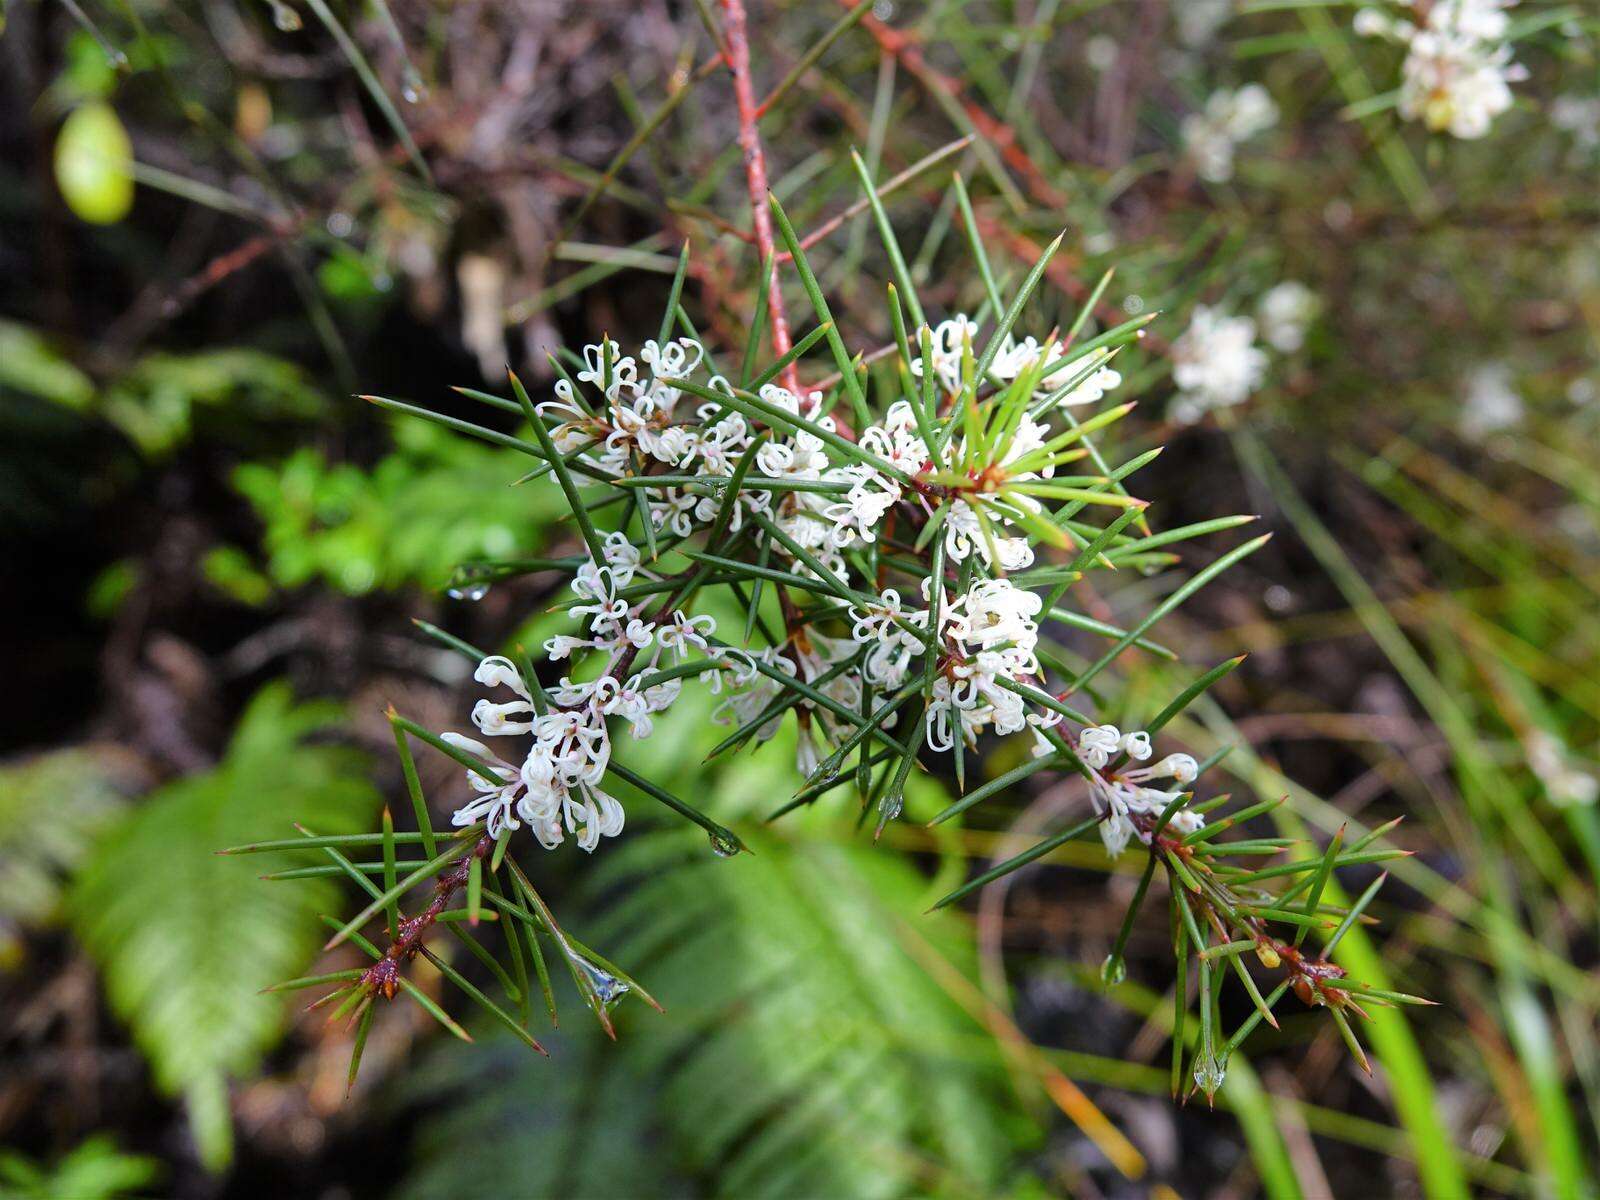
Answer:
xmin=71 ymin=683 xmax=379 ymax=1170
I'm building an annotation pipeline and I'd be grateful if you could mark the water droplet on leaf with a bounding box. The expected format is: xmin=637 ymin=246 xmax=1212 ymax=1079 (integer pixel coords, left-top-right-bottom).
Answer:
xmin=270 ymin=1 xmax=302 ymax=31
xmin=401 ymin=67 xmax=429 ymax=104
xmin=575 ymin=957 xmax=629 ymax=1008
xmin=709 ymin=829 xmax=742 ymax=858
xmin=446 ymin=564 xmax=494 ymax=601
xmin=1192 ymin=1052 xmax=1227 ymax=1097
xmin=1100 ymin=955 xmax=1126 ymax=985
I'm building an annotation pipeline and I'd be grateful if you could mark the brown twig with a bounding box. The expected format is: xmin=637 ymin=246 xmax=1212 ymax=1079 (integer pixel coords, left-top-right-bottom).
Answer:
xmin=849 ymin=3 xmax=1068 ymax=210
xmin=361 ymin=834 xmax=493 ymax=1000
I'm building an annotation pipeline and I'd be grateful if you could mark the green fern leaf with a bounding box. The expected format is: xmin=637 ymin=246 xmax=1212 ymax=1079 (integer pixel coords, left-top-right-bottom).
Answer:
xmin=70 ymin=683 xmax=379 ymax=1171
xmin=400 ymin=826 xmax=1033 ymax=1199
xmin=0 ymin=747 xmax=133 ymax=967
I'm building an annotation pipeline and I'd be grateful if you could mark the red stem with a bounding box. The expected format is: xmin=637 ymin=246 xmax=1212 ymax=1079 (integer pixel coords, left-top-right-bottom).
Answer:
xmin=720 ymin=0 xmax=801 ymax=396
xmin=362 ymin=834 xmax=493 ymax=999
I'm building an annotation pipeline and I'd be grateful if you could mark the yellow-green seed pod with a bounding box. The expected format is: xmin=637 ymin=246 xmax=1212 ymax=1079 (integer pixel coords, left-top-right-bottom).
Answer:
xmin=54 ymin=102 xmax=134 ymax=225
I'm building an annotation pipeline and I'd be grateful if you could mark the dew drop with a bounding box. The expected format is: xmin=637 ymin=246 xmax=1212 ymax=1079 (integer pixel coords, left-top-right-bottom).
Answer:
xmin=446 ymin=563 xmax=494 ymax=601
xmin=875 ymin=789 xmax=904 ymax=830
xmin=1192 ymin=1052 xmax=1227 ymax=1097
xmin=709 ymin=829 xmax=742 ymax=858
xmin=575 ymin=957 xmax=629 ymax=1008
xmin=270 ymin=1 xmax=302 ymax=31
xmin=1100 ymin=954 xmax=1126 ymax=985
xmin=400 ymin=67 xmax=429 ymax=104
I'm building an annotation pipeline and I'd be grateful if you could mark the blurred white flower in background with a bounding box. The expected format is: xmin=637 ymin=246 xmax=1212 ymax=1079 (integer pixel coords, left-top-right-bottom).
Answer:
xmin=1527 ymin=731 xmax=1600 ymax=808
xmin=1355 ymin=0 xmax=1526 ymax=139
xmin=1182 ymin=84 xmax=1279 ymax=182
xmin=1176 ymin=0 xmax=1234 ymax=48
xmin=1256 ymin=281 xmax=1320 ymax=353
xmin=1170 ymin=304 xmax=1267 ymax=422
xmin=1551 ymin=95 xmax=1600 ymax=153
xmin=1085 ymin=35 xmax=1119 ymax=72
xmin=1459 ymin=362 xmax=1524 ymax=438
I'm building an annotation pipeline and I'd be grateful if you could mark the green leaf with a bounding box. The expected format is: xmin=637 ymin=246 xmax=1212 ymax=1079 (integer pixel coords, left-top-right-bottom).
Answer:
xmin=767 ymin=192 xmax=871 ymax=427
xmin=70 ymin=684 xmax=379 ymax=1170
xmin=400 ymin=823 xmax=1032 ymax=1199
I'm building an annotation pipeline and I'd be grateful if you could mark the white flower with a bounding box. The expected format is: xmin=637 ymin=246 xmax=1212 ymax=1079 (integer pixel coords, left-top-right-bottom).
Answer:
xmin=1399 ymin=29 xmax=1523 ymax=139
xmin=1171 ymin=305 xmax=1267 ymax=418
xmin=1085 ymin=35 xmax=1118 ymax=72
xmin=655 ymin=611 xmax=717 ymax=660
xmin=1361 ymin=1 xmax=1525 ymax=139
xmin=1425 ymin=0 xmax=1516 ymax=43
xmin=1460 ymin=362 xmax=1523 ymax=437
xmin=1552 ymin=95 xmax=1600 ymax=152
xmin=713 ymin=647 xmax=794 ymax=741
xmin=923 ymin=579 xmax=1047 ymax=753
xmin=910 ymin=316 xmax=980 ymax=395
xmin=1078 ymin=724 xmax=1123 ymax=769
xmin=1076 ymin=726 xmax=1204 ymax=857
xmin=959 ymin=578 xmax=1043 ymax=651
xmin=1042 ymin=346 xmax=1123 ymax=409
xmin=1182 ymin=85 xmax=1278 ymax=183
xmin=942 ymin=501 xmax=1036 ymax=572
xmin=1353 ymin=8 xmax=1398 ymax=39
xmin=441 ymin=733 xmax=525 ymax=840
xmin=1527 ymin=732 xmax=1599 ymax=808
xmin=1176 ymin=0 xmax=1232 ymax=48
xmin=1256 ymin=282 xmax=1319 ymax=353
xmin=470 ymin=656 xmax=538 ymax=736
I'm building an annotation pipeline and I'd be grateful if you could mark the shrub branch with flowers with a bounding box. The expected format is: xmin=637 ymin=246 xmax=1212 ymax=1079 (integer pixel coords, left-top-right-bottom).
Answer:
xmin=226 ymin=185 xmax=1427 ymax=1103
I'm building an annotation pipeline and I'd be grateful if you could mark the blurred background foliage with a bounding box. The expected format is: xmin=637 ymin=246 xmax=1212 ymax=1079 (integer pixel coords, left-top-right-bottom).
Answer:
xmin=1 ymin=0 xmax=1597 ymax=1197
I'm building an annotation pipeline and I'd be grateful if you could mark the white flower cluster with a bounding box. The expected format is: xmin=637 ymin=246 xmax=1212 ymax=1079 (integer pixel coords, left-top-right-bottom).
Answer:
xmin=1168 ymin=282 xmax=1319 ymax=424
xmin=817 ymin=321 xmax=1121 ymax=578
xmin=1169 ymin=304 xmax=1269 ymax=424
xmin=847 ymin=576 xmax=1060 ymax=755
xmin=1077 ymin=725 xmax=1202 ymax=857
xmin=1256 ymin=281 xmax=1320 ymax=354
xmin=1355 ymin=0 xmax=1526 ymax=139
xmin=537 ymin=336 xmax=775 ymax=540
xmin=445 ymin=531 xmax=715 ymax=851
xmin=445 ymin=313 xmax=1209 ymax=856
xmin=910 ymin=315 xmax=1124 ymax=410
xmin=1181 ymin=84 xmax=1279 ymax=183
xmin=712 ymin=629 xmax=858 ymax=778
